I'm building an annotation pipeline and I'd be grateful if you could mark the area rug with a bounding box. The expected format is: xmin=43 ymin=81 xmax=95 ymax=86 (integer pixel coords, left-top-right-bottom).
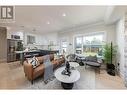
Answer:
xmin=22 ymin=66 xmax=95 ymax=89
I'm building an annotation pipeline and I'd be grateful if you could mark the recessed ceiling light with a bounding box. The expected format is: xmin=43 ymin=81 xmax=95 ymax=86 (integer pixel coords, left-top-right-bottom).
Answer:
xmin=62 ymin=13 xmax=66 ymax=17
xmin=47 ymin=21 xmax=50 ymax=25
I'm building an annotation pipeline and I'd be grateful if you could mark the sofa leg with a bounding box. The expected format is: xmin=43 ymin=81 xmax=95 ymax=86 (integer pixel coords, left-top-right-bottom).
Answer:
xmin=98 ymin=67 xmax=100 ymax=74
xmin=31 ymin=80 xmax=33 ymax=84
xmin=85 ymin=63 xmax=87 ymax=69
xmin=99 ymin=68 xmax=101 ymax=74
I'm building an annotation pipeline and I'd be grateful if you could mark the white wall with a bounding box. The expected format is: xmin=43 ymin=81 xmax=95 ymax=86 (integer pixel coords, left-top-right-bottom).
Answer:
xmin=39 ymin=32 xmax=58 ymax=45
xmin=116 ymin=17 xmax=125 ymax=78
xmin=7 ymin=28 xmax=23 ymax=40
xmin=6 ymin=22 xmax=116 ymax=52
xmin=58 ymin=23 xmax=116 ymax=54
xmin=37 ymin=32 xmax=58 ymax=50
xmin=7 ymin=27 xmax=58 ymax=50
xmin=23 ymin=31 xmax=41 ymax=45
xmin=0 ymin=27 xmax=7 ymax=63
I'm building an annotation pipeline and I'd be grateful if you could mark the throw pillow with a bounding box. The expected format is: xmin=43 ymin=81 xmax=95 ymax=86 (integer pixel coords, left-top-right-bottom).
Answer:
xmin=27 ymin=56 xmax=40 ymax=68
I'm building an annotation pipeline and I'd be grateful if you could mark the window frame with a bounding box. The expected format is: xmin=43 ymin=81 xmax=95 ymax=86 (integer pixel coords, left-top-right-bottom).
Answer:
xmin=73 ymin=31 xmax=106 ymax=55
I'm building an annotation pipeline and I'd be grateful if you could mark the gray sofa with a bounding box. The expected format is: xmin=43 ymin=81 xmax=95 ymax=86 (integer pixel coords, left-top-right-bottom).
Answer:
xmin=84 ymin=55 xmax=102 ymax=73
xmin=66 ymin=54 xmax=103 ymax=73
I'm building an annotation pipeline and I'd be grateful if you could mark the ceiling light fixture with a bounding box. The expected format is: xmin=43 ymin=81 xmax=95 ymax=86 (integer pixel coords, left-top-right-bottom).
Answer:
xmin=62 ymin=13 xmax=66 ymax=17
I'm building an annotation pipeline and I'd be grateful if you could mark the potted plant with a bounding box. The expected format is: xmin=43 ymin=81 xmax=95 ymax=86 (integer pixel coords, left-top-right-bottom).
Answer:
xmin=16 ymin=41 xmax=23 ymax=51
xmin=103 ymin=42 xmax=117 ymax=76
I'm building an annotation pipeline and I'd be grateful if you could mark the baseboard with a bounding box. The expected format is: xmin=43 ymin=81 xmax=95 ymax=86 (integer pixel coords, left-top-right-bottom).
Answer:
xmin=0 ymin=58 xmax=7 ymax=63
xmin=119 ymin=71 xmax=127 ymax=88
xmin=119 ymin=71 xmax=124 ymax=80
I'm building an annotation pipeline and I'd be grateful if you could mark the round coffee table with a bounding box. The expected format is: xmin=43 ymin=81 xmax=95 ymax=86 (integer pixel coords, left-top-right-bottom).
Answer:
xmin=54 ymin=66 xmax=80 ymax=89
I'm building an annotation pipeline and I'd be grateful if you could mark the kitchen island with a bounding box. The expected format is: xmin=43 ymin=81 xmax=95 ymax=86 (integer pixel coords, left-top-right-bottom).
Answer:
xmin=15 ymin=49 xmax=59 ymax=64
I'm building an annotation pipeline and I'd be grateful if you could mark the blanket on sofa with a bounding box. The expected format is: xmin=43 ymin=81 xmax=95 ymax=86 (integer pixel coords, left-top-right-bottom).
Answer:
xmin=43 ymin=55 xmax=54 ymax=84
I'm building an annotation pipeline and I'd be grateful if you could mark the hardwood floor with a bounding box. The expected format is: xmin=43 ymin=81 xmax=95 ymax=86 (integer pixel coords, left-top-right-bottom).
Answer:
xmin=0 ymin=61 xmax=126 ymax=89
xmin=0 ymin=61 xmax=28 ymax=89
xmin=95 ymin=70 xmax=126 ymax=89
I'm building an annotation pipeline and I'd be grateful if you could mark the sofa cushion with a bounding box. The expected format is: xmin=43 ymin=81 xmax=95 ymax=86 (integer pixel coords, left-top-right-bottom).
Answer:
xmin=33 ymin=64 xmax=44 ymax=78
xmin=85 ymin=55 xmax=97 ymax=62
xmin=37 ymin=56 xmax=44 ymax=64
xmin=52 ymin=60 xmax=59 ymax=65
xmin=49 ymin=54 xmax=54 ymax=61
xmin=86 ymin=61 xmax=101 ymax=67
xmin=51 ymin=60 xmax=58 ymax=68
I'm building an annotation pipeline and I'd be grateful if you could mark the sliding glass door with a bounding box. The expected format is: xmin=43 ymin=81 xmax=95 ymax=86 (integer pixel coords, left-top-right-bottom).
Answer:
xmin=75 ymin=36 xmax=83 ymax=54
xmin=75 ymin=33 xmax=104 ymax=57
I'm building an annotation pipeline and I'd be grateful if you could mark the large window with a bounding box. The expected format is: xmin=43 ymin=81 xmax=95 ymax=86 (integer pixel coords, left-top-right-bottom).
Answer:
xmin=75 ymin=33 xmax=104 ymax=56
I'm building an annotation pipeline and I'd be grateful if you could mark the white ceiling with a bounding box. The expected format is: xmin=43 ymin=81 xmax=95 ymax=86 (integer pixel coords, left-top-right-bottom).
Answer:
xmin=0 ymin=6 xmax=124 ymax=33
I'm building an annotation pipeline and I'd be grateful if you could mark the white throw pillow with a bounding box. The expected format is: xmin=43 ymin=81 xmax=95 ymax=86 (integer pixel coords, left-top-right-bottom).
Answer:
xmin=27 ymin=56 xmax=40 ymax=68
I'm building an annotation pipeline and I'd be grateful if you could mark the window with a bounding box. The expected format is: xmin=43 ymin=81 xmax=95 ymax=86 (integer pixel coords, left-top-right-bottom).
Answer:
xmin=27 ymin=35 xmax=35 ymax=44
xmin=75 ymin=36 xmax=82 ymax=54
xmin=61 ymin=40 xmax=67 ymax=54
xmin=75 ymin=33 xmax=104 ymax=56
